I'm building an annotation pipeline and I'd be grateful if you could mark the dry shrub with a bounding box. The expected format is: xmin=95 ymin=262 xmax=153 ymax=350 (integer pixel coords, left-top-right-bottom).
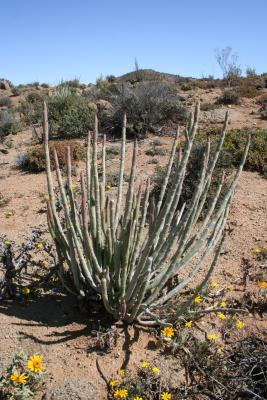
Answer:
xmin=18 ymin=140 xmax=86 ymax=173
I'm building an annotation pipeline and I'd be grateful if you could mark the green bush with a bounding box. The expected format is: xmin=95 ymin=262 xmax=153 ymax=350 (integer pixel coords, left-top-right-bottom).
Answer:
xmin=0 ymin=97 xmax=12 ymax=108
xmin=48 ymin=93 xmax=93 ymax=138
xmin=217 ymin=90 xmax=240 ymax=105
xmin=100 ymin=81 xmax=188 ymax=137
xmin=20 ymin=90 xmax=94 ymax=138
xmin=20 ymin=91 xmax=44 ymax=125
xmin=0 ymin=111 xmax=21 ymax=140
xmin=197 ymin=128 xmax=267 ymax=176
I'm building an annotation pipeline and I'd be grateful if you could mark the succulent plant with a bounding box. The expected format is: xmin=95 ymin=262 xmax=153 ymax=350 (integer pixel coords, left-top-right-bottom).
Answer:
xmin=44 ymin=102 xmax=250 ymax=325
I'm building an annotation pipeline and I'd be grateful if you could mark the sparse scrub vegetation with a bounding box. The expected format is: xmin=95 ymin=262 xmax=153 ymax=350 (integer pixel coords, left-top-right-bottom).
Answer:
xmin=98 ymin=81 xmax=188 ymax=137
xmin=0 ymin=110 xmax=21 ymax=140
xmin=17 ymin=140 xmax=86 ymax=172
xmin=217 ymin=89 xmax=240 ymax=105
xmin=0 ymin=97 xmax=12 ymax=108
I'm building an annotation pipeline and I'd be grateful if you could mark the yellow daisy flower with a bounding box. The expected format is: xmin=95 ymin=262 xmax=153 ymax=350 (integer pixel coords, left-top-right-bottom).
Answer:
xmin=161 ymin=392 xmax=172 ymax=400
xmin=23 ymin=287 xmax=30 ymax=296
xmin=236 ymin=320 xmax=244 ymax=329
xmin=207 ymin=333 xmax=219 ymax=341
xmin=133 ymin=397 xmax=143 ymax=400
xmin=110 ymin=379 xmax=120 ymax=387
xmin=211 ymin=281 xmax=219 ymax=289
xmin=194 ymin=295 xmax=202 ymax=303
xmin=114 ymin=388 xmax=128 ymax=398
xmin=258 ymin=280 xmax=267 ymax=289
xmin=162 ymin=326 xmax=174 ymax=338
xmin=3 ymin=240 xmax=10 ymax=245
xmin=251 ymin=248 xmax=261 ymax=254
xmin=218 ymin=312 xmax=226 ymax=320
xmin=152 ymin=367 xmax=160 ymax=375
xmin=117 ymin=369 xmax=125 ymax=376
xmin=185 ymin=320 xmax=193 ymax=328
xmin=141 ymin=361 xmax=150 ymax=368
xmin=10 ymin=372 xmax=28 ymax=384
xmin=27 ymin=354 xmax=45 ymax=373
xmin=36 ymin=242 xmax=43 ymax=249
xmin=106 ymin=184 xmax=112 ymax=190
xmin=217 ymin=348 xmax=223 ymax=354
xmin=219 ymin=300 xmax=227 ymax=308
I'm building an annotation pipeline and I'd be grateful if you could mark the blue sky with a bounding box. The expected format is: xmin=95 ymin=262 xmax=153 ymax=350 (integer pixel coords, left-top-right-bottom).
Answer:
xmin=1 ymin=0 xmax=266 ymax=85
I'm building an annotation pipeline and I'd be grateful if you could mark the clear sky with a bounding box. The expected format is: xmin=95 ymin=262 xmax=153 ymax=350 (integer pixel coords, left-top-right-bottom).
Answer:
xmin=1 ymin=0 xmax=266 ymax=85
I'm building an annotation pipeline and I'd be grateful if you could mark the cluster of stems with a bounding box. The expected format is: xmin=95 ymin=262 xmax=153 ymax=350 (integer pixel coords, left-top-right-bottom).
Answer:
xmin=44 ymin=102 xmax=250 ymax=324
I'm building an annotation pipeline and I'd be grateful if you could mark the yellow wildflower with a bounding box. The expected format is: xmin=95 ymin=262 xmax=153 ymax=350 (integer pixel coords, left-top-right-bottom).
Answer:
xmin=219 ymin=300 xmax=227 ymax=308
xmin=194 ymin=295 xmax=202 ymax=303
xmin=110 ymin=379 xmax=120 ymax=387
xmin=152 ymin=367 xmax=160 ymax=375
xmin=258 ymin=280 xmax=267 ymax=289
xmin=3 ymin=240 xmax=10 ymax=245
xmin=27 ymin=354 xmax=45 ymax=373
xmin=5 ymin=210 xmax=15 ymax=218
xmin=36 ymin=242 xmax=43 ymax=249
xmin=207 ymin=333 xmax=219 ymax=341
xmin=218 ymin=312 xmax=226 ymax=320
xmin=10 ymin=372 xmax=28 ymax=384
xmin=133 ymin=397 xmax=143 ymax=400
xmin=23 ymin=287 xmax=30 ymax=296
xmin=117 ymin=369 xmax=125 ymax=376
xmin=114 ymin=388 xmax=128 ymax=399
xmin=251 ymin=248 xmax=261 ymax=254
xmin=106 ymin=184 xmax=112 ymax=190
xmin=161 ymin=392 xmax=172 ymax=400
xmin=217 ymin=348 xmax=223 ymax=354
xmin=185 ymin=320 xmax=193 ymax=328
xmin=141 ymin=361 xmax=150 ymax=368
xmin=211 ymin=281 xmax=219 ymax=289
xmin=162 ymin=326 xmax=175 ymax=338
xmin=236 ymin=320 xmax=244 ymax=329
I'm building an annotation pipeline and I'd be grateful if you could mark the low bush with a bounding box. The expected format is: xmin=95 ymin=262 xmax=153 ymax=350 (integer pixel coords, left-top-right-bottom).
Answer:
xmin=17 ymin=140 xmax=86 ymax=172
xmin=0 ymin=97 xmax=12 ymax=108
xmin=217 ymin=90 xmax=240 ymax=105
xmin=20 ymin=90 xmax=94 ymax=138
xmin=0 ymin=111 xmax=21 ymax=140
xmin=200 ymin=102 xmax=219 ymax=111
xmin=100 ymin=81 xmax=188 ymax=137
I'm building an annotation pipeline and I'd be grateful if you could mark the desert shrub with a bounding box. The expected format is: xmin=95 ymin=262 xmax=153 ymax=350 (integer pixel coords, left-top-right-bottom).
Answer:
xmin=197 ymin=128 xmax=267 ymax=176
xmin=217 ymin=90 xmax=240 ymax=105
xmin=11 ymin=87 xmax=21 ymax=96
xmin=108 ymin=361 xmax=174 ymax=400
xmin=106 ymin=75 xmax=116 ymax=83
xmin=20 ymin=90 xmax=94 ymax=138
xmin=0 ymin=97 xmax=12 ymax=108
xmin=145 ymin=145 xmax=167 ymax=156
xmin=100 ymin=81 xmax=188 ymax=137
xmin=40 ymin=83 xmax=49 ymax=88
xmin=258 ymin=93 xmax=267 ymax=106
xmin=0 ymin=111 xmax=21 ymax=140
xmin=20 ymin=91 xmax=44 ymax=125
xmin=17 ymin=140 xmax=86 ymax=172
xmin=200 ymin=102 xmax=219 ymax=111
xmin=48 ymin=93 xmax=93 ymax=138
xmin=57 ymin=79 xmax=82 ymax=89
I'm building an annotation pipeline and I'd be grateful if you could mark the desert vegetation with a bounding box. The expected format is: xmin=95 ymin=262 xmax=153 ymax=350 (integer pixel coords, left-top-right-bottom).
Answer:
xmin=0 ymin=67 xmax=266 ymax=399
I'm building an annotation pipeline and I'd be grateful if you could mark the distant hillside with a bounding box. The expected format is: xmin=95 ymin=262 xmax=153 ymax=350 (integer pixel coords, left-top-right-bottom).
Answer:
xmin=116 ymin=68 xmax=192 ymax=84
